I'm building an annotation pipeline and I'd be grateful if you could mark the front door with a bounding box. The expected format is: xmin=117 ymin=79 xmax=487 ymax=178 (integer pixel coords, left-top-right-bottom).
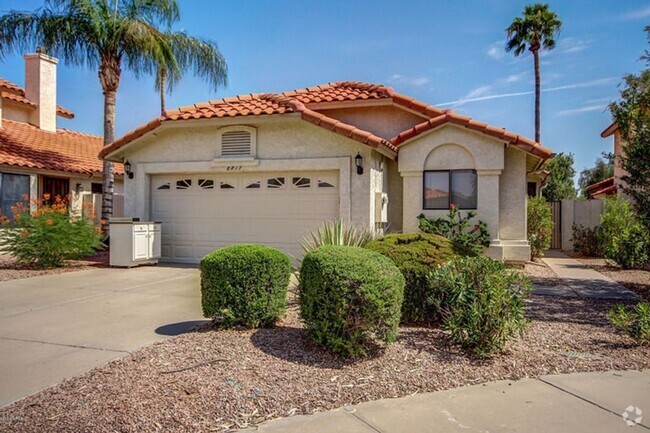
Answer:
xmin=42 ymin=176 xmax=70 ymax=203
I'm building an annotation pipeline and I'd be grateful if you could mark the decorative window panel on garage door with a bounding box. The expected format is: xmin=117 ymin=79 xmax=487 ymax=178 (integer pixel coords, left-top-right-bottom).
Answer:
xmin=151 ymin=171 xmax=339 ymax=263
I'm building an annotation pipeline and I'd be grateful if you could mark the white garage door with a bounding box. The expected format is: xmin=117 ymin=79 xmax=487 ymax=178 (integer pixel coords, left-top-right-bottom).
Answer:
xmin=151 ymin=171 xmax=339 ymax=263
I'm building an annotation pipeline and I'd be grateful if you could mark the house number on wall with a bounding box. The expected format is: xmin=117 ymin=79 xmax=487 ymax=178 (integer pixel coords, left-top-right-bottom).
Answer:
xmin=225 ymin=166 xmax=243 ymax=171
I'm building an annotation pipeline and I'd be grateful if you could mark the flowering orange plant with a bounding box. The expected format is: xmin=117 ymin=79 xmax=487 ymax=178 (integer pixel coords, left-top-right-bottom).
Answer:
xmin=0 ymin=194 xmax=104 ymax=268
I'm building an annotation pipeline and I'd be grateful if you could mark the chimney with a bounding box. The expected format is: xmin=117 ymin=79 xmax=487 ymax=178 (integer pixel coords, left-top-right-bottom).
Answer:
xmin=24 ymin=48 xmax=58 ymax=132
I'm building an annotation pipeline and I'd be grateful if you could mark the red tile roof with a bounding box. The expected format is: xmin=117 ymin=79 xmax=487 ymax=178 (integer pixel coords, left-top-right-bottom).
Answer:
xmin=0 ymin=77 xmax=74 ymax=119
xmin=100 ymin=81 xmax=551 ymax=161
xmin=585 ymin=176 xmax=616 ymax=198
xmin=0 ymin=119 xmax=122 ymax=176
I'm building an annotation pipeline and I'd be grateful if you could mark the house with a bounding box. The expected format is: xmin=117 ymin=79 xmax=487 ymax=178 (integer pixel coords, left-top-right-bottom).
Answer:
xmin=99 ymin=82 xmax=552 ymax=263
xmin=0 ymin=50 xmax=123 ymax=220
xmin=584 ymin=121 xmax=626 ymax=199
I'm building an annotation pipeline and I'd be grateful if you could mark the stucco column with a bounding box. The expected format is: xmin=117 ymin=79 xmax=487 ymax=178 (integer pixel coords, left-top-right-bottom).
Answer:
xmin=477 ymin=169 xmax=501 ymax=241
xmin=400 ymin=171 xmax=423 ymax=233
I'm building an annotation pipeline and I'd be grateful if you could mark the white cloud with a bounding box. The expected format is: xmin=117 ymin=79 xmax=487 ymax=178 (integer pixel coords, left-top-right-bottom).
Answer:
xmin=387 ymin=74 xmax=430 ymax=87
xmin=485 ymin=40 xmax=505 ymax=60
xmin=618 ymin=6 xmax=650 ymax=20
xmin=558 ymin=37 xmax=592 ymax=54
xmin=436 ymin=77 xmax=619 ymax=107
xmin=504 ymin=72 xmax=527 ymax=83
xmin=557 ymin=105 xmax=607 ymax=116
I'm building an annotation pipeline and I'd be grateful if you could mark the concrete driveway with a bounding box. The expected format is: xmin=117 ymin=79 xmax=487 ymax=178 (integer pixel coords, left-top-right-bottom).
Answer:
xmin=0 ymin=264 xmax=204 ymax=407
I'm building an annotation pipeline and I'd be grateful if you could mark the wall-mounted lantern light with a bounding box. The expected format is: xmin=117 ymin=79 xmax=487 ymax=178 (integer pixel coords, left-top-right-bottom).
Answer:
xmin=124 ymin=160 xmax=134 ymax=179
xmin=75 ymin=183 xmax=83 ymax=193
xmin=354 ymin=153 xmax=363 ymax=175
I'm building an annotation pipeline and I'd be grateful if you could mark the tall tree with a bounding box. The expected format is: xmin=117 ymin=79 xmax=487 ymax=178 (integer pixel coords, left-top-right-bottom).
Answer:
xmin=578 ymin=152 xmax=614 ymax=197
xmin=155 ymin=31 xmax=227 ymax=115
xmin=506 ymin=3 xmax=562 ymax=143
xmin=0 ymin=0 xmax=227 ymax=235
xmin=609 ymin=27 xmax=650 ymax=230
xmin=542 ymin=152 xmax=577 ymax=201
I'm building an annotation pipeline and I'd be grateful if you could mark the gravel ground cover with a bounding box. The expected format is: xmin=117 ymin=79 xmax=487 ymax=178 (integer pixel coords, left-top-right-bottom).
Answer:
xmin=569 ymin=254 xmax=650 ymax=301
xmin=0 ymin=251 xmax=108 ymax=282
xmin=521 ymin=259 xmax=562 ymax=286
xmin=0 ymin=290 xmax=647 ymax=433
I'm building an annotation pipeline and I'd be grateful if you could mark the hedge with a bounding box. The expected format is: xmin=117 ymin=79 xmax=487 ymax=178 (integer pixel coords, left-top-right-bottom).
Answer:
xmin=299 ymin=245 xmax=404 ymax=358
xmin=200 ymin=244 xmax=291 ymax=328
xmin=365 ymin=233 xmax=459 ymax=324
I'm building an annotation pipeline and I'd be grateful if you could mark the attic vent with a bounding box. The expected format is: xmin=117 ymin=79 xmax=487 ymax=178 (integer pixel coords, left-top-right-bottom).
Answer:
xmin=221 ymin=130 xmax=252 ymax=157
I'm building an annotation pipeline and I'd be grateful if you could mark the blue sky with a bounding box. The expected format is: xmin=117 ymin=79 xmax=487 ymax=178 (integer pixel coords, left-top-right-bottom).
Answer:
xmin=1 ymin=0 xmax=648 ymax=176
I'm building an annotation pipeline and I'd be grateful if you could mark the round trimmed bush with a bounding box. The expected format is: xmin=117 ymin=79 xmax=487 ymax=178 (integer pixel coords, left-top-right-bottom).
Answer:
xmin=299 ymin=245 xmax=405 ymax=358
xmin=365 ymin=233 xmax=459 ymax=324
xmin=200 ymin=244 xmax=291 ymax=328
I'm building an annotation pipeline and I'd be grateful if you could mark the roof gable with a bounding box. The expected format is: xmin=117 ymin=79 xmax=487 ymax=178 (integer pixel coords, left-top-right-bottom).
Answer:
xmin=101 ymin=81 xmax=552 ymax=162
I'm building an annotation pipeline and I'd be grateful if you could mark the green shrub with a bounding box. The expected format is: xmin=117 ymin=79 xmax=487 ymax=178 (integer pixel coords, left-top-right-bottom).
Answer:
xmin=527 ymin=197 xmax=553 ymax=259
xmin=365 ymin=233 xmax=459 ymax=324
xmin=609 ymin=302 xmax=650 ymax=344
xmin=571 ymin=224 xmax=604 ymax=257
xmin=428 ymin=256 xmax=531 ymax=358
xmin=600 ymin=197 xmax=650 ymax=269
xmin=300 ymin=219 xmax=380 ymax=253
xmin=0 ymin=196 xmax=103 ymax=268
xmin=200 ymin=244 xmax=291 ymax=328
xmin=417 ymin=207 xmax=491 ymax=256
xmin=299 ymin=245 xmax=404 ymax=358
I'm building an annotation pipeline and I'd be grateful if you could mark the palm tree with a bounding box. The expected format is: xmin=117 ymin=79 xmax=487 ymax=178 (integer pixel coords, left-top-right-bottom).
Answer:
xmin=506 ymin=3 xmax=561 ymax=143
xmin=0 ymin=0 xmax=227 ymax=235
xmin=155 ymin=31 xmax=227 ymax=115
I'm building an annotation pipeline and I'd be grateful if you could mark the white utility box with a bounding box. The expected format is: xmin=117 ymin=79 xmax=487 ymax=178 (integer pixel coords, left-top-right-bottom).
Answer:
xmin=109 ymin=218 xmax=162 ymax=267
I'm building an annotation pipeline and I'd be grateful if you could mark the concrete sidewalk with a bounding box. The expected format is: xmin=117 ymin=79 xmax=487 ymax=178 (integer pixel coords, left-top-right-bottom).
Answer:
xmin=0 ymin=265 xmax=204 ymax=407
xmin=539 ymin=250 xmax=639 ymax=300
xmin=245 ymin=370 xmax=649 ymax=433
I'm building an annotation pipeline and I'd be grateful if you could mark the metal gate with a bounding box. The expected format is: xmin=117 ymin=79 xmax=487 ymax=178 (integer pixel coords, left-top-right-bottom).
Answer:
xmin=549 ymin=201 xmax=562 ymax=249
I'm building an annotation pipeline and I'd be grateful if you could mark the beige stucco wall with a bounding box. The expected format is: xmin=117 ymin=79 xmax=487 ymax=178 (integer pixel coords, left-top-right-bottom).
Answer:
xmin=386 ymin=158 xmax=403 ymax=232
xmin=397 ymin=124 xmax=531 ymax=261
xmin=319 ymin=105 xmax=426 ymax=140
xmin=2 ymin=101 xmax=32 ymax=124
xmin=120 ymin=117 xmax=384 ymax=228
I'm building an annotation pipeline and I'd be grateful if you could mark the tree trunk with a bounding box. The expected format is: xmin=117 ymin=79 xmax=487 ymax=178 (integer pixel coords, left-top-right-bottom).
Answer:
xmin=99 ymin=57 xmax=121 ymax=238
xmin=533 ymin=48 xmax=541 ymax=143
xmin=159 ymin=68 xmax=167 ymax=115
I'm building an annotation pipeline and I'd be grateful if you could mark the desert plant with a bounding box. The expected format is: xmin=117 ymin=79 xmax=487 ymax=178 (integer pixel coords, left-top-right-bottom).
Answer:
xmin=365 ymin=233 xmax=460 ymax=324
xmin=299 ymin=245 xmax=404 ymax=358
xmin=0 ymin=196 xmax=103 ymax=268
xmin=301 ymin=219 xmax=380 ymax=253
xmin=609 ymin=302 xmax=650 ymax=344
xmin=600 ymin=196 xmax=650 ymax=269
xmin=200 ymin=244 xmax=291 ymax=328
xmin=417 ymin=206 xmax=491 ymax=256
xmin=527 ymin=197 xmax=553 ymax=259
xmin=428 ymin=256 xmax=531 ymax=358
xmin=571 ymin=224 xmax=604 ymax=257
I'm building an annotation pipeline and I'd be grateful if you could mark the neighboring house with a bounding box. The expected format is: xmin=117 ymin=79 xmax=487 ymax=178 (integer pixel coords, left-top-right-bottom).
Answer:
xmin=100 ymin=81 xmax=552 ymax=263
xmin=0 ymin=51 xmax=123 ymax=220
xmin=585 ymin=121 xmax=626 ymax=199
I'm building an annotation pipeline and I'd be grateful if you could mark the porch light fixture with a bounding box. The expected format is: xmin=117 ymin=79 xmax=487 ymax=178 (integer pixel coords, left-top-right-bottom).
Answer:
xmin=75 ymin=183 xmax=83 ymax=193
xmin=124 ymin=160 xmax=134 ymax=179
xmin=355 ymin=153 xmax=363 ymax=175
